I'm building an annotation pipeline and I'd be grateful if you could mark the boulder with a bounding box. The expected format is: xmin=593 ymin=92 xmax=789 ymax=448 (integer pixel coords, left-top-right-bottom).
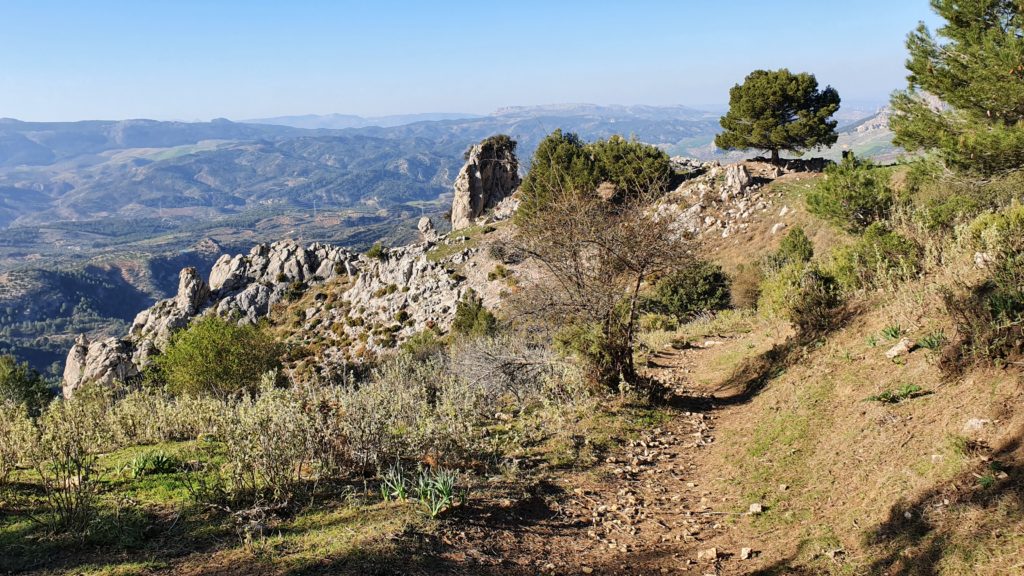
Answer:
xmin=885 ymin=337 xmax=916 ymax=359
xmin=450 ymin=136 xmax=520 ymax=230
xmin=722 ymin=164 xmax=752 ymax=199
xmin=62 ymin=335 xmax=139 ymax=397
xmin=175 ymin=267 xmax=210 ymax=315
xmin=418 ymin=216 xmax=438 ymax=242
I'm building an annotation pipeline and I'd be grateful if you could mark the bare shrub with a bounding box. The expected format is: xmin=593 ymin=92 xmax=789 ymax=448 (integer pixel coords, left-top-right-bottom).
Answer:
xmin=450 ymin=333 xmax=567 ymax=408
xmin=0 ymin=400 xmax=35 ymax=486
xmin=32 ymin=397 xmax=100 ymax=532
xmin=219 ymin=373 xmax=312 ymax=503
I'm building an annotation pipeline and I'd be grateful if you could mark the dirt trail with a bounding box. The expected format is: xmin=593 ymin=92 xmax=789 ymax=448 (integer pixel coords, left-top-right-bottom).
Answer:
xmin=433 ymin=338 xmax=764 ymax=576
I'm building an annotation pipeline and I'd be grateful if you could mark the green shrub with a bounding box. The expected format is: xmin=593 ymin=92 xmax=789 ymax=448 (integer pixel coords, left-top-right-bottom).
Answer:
xmin=756 ymin=261 xmax=806 ymax=318
xmin=758 ymin=262 xmax=842 ymax=334
xmin=638 ymin=313 xmax=679 ymax=332
xmin=400 ymin=328 xmax=446 ymax=361
xmin=806 ymin=154 xmax=894 ymax=232
xmin=788 ymin=267 xmax=843 ymax=335
xmin=488 ymin=264 xmax=509 ymax=281
xmin=830 ymin=223 xmax=922 ymax=290
xmin=0 ymin=354 xmax=52 ymax=416
xmin=154 ymin=316 xmax=284 ymax=398
xmin=942 ymin=204 xmax=1024 ymax=368
xmin=516 ymin=131 xmax=671 ymax=224
xmin=365 ymin=242 xmax=387 ymax=260
xmin=645 ymin=260 xmax=731 ymax=321
xmin=903 ymin=160 xmax=1022 ymax=233
xmin=452 ymin=289 xmax=497 ymax=337
xmin=552 ymin=321 xmax=630 ymax=388
xmin=777 ymin=226 xmax=814 ymax=264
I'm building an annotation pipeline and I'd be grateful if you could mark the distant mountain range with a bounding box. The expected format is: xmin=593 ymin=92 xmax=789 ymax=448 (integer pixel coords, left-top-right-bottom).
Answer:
xmin=245 ymin=112 xmax=483 ymax=130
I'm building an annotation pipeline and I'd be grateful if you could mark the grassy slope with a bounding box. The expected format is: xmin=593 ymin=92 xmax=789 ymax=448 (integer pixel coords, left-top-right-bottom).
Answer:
xmin=684 ymin=175 xmax=1024 ymax=574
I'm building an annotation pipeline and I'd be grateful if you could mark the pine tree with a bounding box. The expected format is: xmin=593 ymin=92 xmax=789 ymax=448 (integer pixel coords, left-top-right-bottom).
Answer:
xmin=891 ymin=0 xmax=1024 ymax=175
xmin=715 ymin=69 xmax=840 ymax=163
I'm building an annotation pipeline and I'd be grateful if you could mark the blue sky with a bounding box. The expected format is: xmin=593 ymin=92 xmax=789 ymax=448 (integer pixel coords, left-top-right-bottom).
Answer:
xmin=0 ymin=1 xmax=939 ymax=121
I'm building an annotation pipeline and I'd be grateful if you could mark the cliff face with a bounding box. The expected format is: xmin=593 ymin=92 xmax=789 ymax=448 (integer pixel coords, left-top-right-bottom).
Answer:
xmin=449 ymin=136 xmax=520 ymax=231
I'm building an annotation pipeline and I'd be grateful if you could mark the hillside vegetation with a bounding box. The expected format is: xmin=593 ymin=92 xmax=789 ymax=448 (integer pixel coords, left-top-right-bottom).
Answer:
xmin=1 ymin=2 xmax=1022 ymax=574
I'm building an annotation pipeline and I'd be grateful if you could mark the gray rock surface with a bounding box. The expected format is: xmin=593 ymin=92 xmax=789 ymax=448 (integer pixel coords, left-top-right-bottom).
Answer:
xmin=450 ymin=136 xmax=520 ymax=230
xmin=64 ymin=240 xmax=359 ymax=392
xmin=62 ymin=335 xmax=139 ymax=397
xmin=722 ymin=164 xmax=752 ymax=200
xmin=418 ymin=216 xmax=438 ymax=243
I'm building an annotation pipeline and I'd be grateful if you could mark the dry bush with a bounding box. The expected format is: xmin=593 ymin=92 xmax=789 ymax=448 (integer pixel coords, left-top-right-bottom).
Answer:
xmin=515 ymin=183 xmax=692 ymax=388
xmin=449 ymin=333 xmax=568 ymax=408
xmin=341 ymin=354 xmax=481 ymax=469
xmin=0 ymin=400 xmax=35 ymax=485
xmin=219 ymin=373 xmax=313 ymax=502
xmin=108 ymin=390 xmax=222 ymax=445
xmin=32 ymin=397 xmax=100 ymax=532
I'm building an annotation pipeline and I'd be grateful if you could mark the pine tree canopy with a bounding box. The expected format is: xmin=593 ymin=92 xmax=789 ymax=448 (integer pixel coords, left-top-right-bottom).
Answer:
xmin=891 ymin=0 xmax=1024 ymax=175
xmin=715 ymin=69 xmax=840 ymax=163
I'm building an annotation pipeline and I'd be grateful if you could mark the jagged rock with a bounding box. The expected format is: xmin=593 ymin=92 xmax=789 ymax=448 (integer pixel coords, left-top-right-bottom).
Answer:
xmin=62 ymin=335 xmax=139 ymax=397
xmin=490 ymin=195 xmax=520 ymax=222
xmin=450 ymin=136 xmax=520 ymax=230
xmin=175 ymin=267 xmax=209 ymax=315
xmin=418 ymin=216 xmax=438 ymax=242
xmin=741 ymin=547 xmax=754 ymax=560
xmin=885 ymin=337 xmax=915 ymax=359
xmin=130 ymin=268 xmax=211 ymax=348
xmin=723 ymin=164 xmax=752 ymax=199
xmin=770 ymin=222 xmax=787 ymax=235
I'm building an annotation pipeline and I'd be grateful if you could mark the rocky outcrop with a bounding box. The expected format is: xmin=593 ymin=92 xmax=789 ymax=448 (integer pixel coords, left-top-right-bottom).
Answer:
xmin=63 ymin=240 xmax=359 ymax=393
xmin=450 ymin=135 xmax=520 ymax=230
xmin=654 ymin=159 xmax=780 ymax=240
xmin=722 ymin=164 xmax=752 ymax=200
xmin=208 ymin=240 xmax=356 ymax=323
xmin=130 ymin=268 xmax=209 ymax=351
xmin=62 ymin=335 xmax=140 ymax=397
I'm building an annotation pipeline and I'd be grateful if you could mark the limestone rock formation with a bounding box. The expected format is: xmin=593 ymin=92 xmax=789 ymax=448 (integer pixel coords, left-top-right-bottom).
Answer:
xmin=450 ymin=135 xmax=520 ymax=230
xmin=722 ymin=164 xmax=752 ymax=200
xmin=418 ymin=216 xmax=438 ymax=243
xmin=62 ymin=335 xmax=139 ymax=397
xmin=63 ymin=240 xmax=359 ymax=393
xmin=130 ymin=267 xmax=211 ymax=349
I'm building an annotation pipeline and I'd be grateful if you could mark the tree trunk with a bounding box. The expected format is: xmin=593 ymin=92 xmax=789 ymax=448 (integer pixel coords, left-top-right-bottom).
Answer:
xmin=771 ymin=149 xmax=780 ymax=164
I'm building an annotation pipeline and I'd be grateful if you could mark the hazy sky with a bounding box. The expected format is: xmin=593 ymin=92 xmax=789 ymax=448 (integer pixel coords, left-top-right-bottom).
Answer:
xmin=0 ymin=1 xmax=939 ymax=121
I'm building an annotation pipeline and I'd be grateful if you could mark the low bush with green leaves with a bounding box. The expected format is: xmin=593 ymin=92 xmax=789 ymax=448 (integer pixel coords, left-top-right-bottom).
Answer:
xmin=830 ymin=223 xmax=922 ymax=290
xmin=452 ymin=289 xmax=498 ymax=337
xmin=153 ymin=315 xmax=284 ymax=398
xmin=644 ymin=259 xmax=731 ymax=321
xmin=788 ymin=267 xmax=844 ymax=335
xmin=867 ymin=383 xmax=929 ymax=404
xmin=365 ymin=242 xmax=388 ymax=260
xmin=942 ymin=204 xmax=1024 ymax=369
xmin=0 ymin=400 xmax=35 ymax=485
xmin=806 ymin=154 xmax=894 ymax=232
xmin=0 ymin=354 xmax=53 ymax=416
